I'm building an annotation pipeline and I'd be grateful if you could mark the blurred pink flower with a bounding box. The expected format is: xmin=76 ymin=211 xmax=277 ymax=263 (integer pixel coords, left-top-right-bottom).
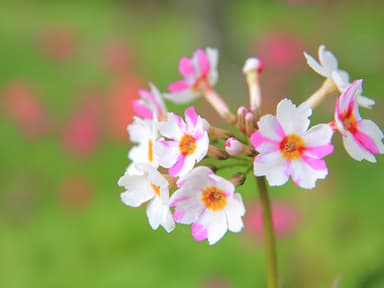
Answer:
xmin=106 ymin=74 xmax=144 ymax=141
xmin=38 ymin=26 xmax=75 ymax=61
xmin=253 ymin=32 xmax=306 ymax=71
xmin=202 ymin=279 xmax=230 ymax=288
xmin=245 ymin=201 xmax=300 ymax=238
xmin=101 ymin=40 xmax=133 ymax=74
xmin=1 ymin=81 xmax=48 ymax=138
xmin=61 ymin=94 xmax=102 ymax=156
xmin=58 ymin=175 xmax=92 ymax=210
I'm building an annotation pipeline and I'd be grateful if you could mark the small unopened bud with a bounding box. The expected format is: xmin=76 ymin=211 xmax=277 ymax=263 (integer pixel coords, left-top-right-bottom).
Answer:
xmin=229 ymin=173 xmax=246 ymax=187
xmin=243 ymin=57 xmax=264 ymax=112
xmin=245 ymin=112 xmax=255 ymax=136
xmin=237 ymin=106 xmax=248 ymax=133
xmin=225 ymin=137 xmax=243 ymax=155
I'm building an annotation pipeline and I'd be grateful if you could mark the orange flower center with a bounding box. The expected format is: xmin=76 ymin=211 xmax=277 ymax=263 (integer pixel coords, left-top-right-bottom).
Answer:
xmin=201 ymin=186 xmax=227 ymax=211
xmin=151 ymin=183 xmax=160 ymax=197
xmin=280 ymin=134 xmax=305 ymax=160
xmin=341 ymin=111 xmax=357 ymax=134
xmin=148 ymin=139 xmax=153 ymax=163
xmin=179 ymin=134 xmax=196 ymax=156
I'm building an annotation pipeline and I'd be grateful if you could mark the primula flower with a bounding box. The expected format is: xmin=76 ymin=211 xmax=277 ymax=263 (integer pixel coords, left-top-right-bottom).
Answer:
xmin=127 ymin=117 xmax=159 ymax=173
xmin=170 ymin=166 xmax=245 ymax=245
xmin=304 ymin=45 xmax=374 ymax=108
xmin=164 ymin=47 xmax=218 ymax=104
xmin=333 ymin=80 xmax=384 ymax=162
xmin=133 ymin=83 xmax=167 ymax=120
xmin=155 ymin=106 xmax=209 ymax=177
xmin=118 ymin=163 xmax=175 ymax=232
xmin=251 ymin=99 xmax=334 ymax=189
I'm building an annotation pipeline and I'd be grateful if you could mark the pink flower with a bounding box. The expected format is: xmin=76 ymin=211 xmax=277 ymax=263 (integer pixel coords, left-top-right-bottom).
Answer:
xmin=133 ymin=83 xmax=167 ymax=120
xmin=38 ymin=26 xmax=75 ymax=61
xmin=333 ymin=80 xmax=384 ymax=162
xmin=62 ymin=96 xmax=101 ymax=156
xmin=1 ymin=82 xmax=48 ymax=138
xmin=155 ymin=107 xmax=209 ymax=177
xmin=245 ymin=201 xmax=299 ymax=238
xmin=251 ymin=99 xmax=334 ymax=189
xmin=164 ymin=48 xmax=218 ymax=104
xmin=170 ymin=167 xmax=245 ymax=245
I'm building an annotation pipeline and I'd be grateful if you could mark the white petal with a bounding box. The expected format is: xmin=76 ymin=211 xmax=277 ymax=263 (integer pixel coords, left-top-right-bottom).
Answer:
xmin=342 ymin=133 xmax=376 ymax=162
xmin=146 ymin=198 xmax=175 ymax=232
xmin=164 ymin=90 xmax=200 ymax=104
xmin=358 ymin=95 xmax=375 ymax=109
xmin=197 ymin=209 xmax=228 ymax=245
xmin=207 ymin=47 xmax=219 ymax=86
xmin=176 ymin=166 xmax=212 ymax=189
xmin=153 ymin=140 xmax=179 ymax=168
xmin=303 ymin=124 xmax=334 ymax=147
xmin=171 ymin=191 xmax=205 ymax=224
xmin=209 ymin=174 xmax=234 ymax=196
xmin=225 ymin=193 xmax=245 ymax=233
xmin=119 ymin=175 xmax=153 ymax=207
xmin=176 ymin=155 xmax=197 ymax=177
xmin=319 ymin=45 xmax=338 ymax=73
xmin=331 ymin=71 xmax=349 ymax=91
xmin=158 ymin=113 xmax=184 ymax=140
xmin=304 ymin=51 xmax=329 ymax=77
xmin=128 ymin=144 xmax=147 ymax=163
xmin=290 ymin=159 xmax=327 ymax=189
xmin=276 ymin=99 xmax=311 ymax=134
xmin=194 ymin=133 xmax=209 ymax=162
xmin=127 ymin=117 xmax=152 ymax=143
xmin=254 ymin=151 xmax=290 ymax=186
xmin=257 ymin=114 xmax=285 ymax=142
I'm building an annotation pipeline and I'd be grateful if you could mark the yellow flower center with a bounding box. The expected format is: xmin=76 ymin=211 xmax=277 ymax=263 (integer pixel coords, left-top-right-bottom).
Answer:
xmin=280 ymin=134 xmax=305 ymax=160
xmin=151 ymin=183 xmax=160 ymax=197
xmin=148 ymin=139 xmax=153 ymax=163
xmin=201 ymin=186 xmax=227 ymax=211
xmin=179 ymin=134 xmax=196 ymax=156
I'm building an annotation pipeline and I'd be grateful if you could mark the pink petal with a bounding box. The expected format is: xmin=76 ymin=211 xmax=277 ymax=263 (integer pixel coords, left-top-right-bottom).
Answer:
xmin=195 ymin=49 xmax=210 ymax=76
xmin=168 ymin=80 xmax=190 ymax=92
xmin=191 ymin=223 xmax=208 ymax=241
xmin=179 ymin=57 xmax=195 ymax=77
xmin=133 ymin=100 xmax=153 ymax=119
xmin=354 ymin=129 xmax=380 ymax=154
xmin=304 ymin=144 xmax=334 ymax=158
xmin=185 ymin=106 xmax=198 ymax=127
xmin=169 ymin=154 xmax=185 ymax=177
xmin=302 ymin=156 xmax=327 ymax=171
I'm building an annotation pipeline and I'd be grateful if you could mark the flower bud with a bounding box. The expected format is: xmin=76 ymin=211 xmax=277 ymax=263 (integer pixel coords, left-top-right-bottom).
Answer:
xmin=224 ymin=137 xmax=243 ymax=155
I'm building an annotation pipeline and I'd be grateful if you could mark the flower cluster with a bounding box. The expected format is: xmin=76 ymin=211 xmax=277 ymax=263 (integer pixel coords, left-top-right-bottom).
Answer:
xmin=118 ymin=45 xmax=383 ymax=245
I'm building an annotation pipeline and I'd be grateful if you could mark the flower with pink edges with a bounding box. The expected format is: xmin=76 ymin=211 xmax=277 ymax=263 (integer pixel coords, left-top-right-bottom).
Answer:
xmin=170 ymin=166 xmax=245 ymax=245
xmin=133 ymin=83 xmax=167 ymax=120
xmin=251 ymin=99 xmax=334 ymax=189
xmin=333 ymin=80 xmax=384 ymax=162
xmin=118 ymin=163 xmax=175 ymax=232
xmin=164 ymin=47 xmax=218 ymax=104
xmin=155 ymin=106 xmax=209 ymax=177
xmin=304 ymin=45 xmax=374 ymax=109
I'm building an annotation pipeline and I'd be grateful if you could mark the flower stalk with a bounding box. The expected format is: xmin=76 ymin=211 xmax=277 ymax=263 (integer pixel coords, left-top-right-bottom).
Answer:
xmin=256 ymin=176 xmax=278 ymax=288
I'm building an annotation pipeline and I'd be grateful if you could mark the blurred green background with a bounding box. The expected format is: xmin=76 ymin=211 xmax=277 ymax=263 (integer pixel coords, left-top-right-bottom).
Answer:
xmin=0 ymin=1 xmax=383 ymax=287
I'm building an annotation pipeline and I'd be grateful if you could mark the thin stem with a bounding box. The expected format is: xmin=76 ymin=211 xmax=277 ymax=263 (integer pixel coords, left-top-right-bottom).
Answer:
xmin=256 ymin=176 xmax=278 ymax=288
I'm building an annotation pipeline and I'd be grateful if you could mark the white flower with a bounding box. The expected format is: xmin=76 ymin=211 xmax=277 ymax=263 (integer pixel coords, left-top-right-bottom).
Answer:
xmin=118 ymin=163 xmax=175 ymax=232
xmin=304 ymin=45 xmax=375 ymax=109
xmin=154 ymin=106 xmax=209 ymax=177
xmin=333 ymin=80 xmax=384 ymax=162
xmin=251 ymin=99 xmax=334 ymax=189
xmin=127 ymin=117 xmax=159 ymax=174
xmin=170 ymin=166 xmax=245 ymax=245
xmin=164 ymin=47 xmax=218 ymax=104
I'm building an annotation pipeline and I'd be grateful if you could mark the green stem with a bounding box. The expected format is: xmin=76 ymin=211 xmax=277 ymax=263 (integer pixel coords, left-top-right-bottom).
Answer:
xmin=256 ymin=176 xmax=278 ymax=288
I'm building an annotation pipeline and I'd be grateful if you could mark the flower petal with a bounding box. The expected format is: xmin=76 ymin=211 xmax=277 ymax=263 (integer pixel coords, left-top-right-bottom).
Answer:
xmin=342 ymin=132 xmax=376 ymax=162
xmin=119 ymin=175 xmax=153 ymax=207
xmin=290 ymin=159 xmax=327 ymax=189
xmin=225 ymin=193 xmax=245 ymax=233
xmin=319 ymin=45 xmax=338 ymax=73
xmin=164 ymin=89 xmax=200 ymax=104
xmin=357 ymin=95 xmax=375 ymax=109
xmin=153 ymin=140 xmax=179 ymax=168
xmin=256 ymin=114 xmax=285 ymax=142
xmin=303 ymin=123 xmax=334 ymax=148
xmin=179 ymin=57 xmax=195 ymax=77
xmin=146 ymin=198 xmax=175 ymax=232
xmin=196 ymin=209 xmax=228 ymax=245
xmin=254 ymin=151 xmax=290 ymax=186
xmin=304 ymin=51 xmax=329 ymax=77
xmin=276 ymin=99 xmax=311 ymax=134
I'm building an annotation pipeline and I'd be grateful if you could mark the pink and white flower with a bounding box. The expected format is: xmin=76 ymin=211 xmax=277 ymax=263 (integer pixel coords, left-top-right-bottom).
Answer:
xmin=164 ymin=47 xmax=218 ymax=104
xmin=127 ymin=117 xmax=159 ymax=173
xmin=333 ymin=80 xmax=384 ymax=162
xmin=251 ymin=99 xmax=334 ymax=189
xmin=155 ymin=106 xmax=209 ymax=177
xmin=118 ymin=163 xmax=175 ymax=232
xmin=133 ymin=83 xmax=167 ymax=120
xmin=304 ymin=45 xmax=374 ymax=108
xmin=170 ymin=166 xmax=245 ymax=245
